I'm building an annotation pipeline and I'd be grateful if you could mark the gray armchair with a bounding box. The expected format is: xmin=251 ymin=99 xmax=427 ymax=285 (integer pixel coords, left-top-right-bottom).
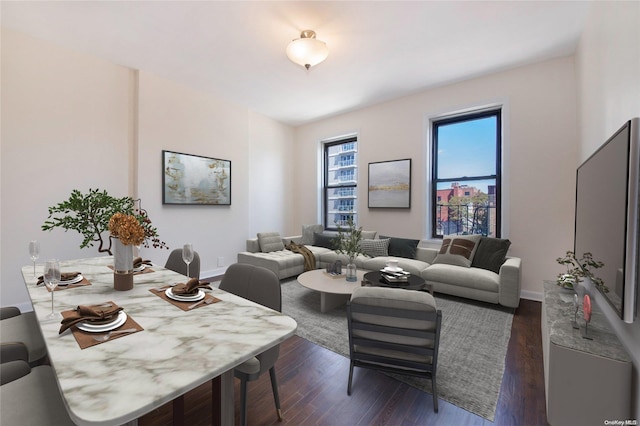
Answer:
xmin=0 ymin=306 xmax=47 ymax=365
xmin=219 ymin=263 xmax=283 ymax=426
xmin=347 ymin=286 xmax=442 ymax=412
xmin=1 ymin=342 xmax=75 ymax=425
xmin=164 ymin=248 xmax=201 ymax=279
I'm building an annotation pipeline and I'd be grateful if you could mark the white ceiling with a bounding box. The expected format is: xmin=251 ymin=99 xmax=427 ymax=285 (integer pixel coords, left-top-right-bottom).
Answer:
xmin=1 ymin=1 xmax=591 ymax=126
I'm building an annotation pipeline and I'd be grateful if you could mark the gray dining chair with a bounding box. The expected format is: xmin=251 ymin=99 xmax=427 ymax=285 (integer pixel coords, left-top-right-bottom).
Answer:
xmin=164 ymin=248 xmax=201 ymax=279
xmin=0 ymin=306 xmax=48 ymax=365
xmin=347 ymin=286 xmax=442 ymax=412
xmin=1 ymin=342 xmax=75 ymax=425
xmin=218 ymin=263 xmax=283 ymax=426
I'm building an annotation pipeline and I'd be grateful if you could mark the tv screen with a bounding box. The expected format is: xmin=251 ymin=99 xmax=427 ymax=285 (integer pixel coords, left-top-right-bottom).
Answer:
xmin=574 ymin=118 xmax=639 ymax=323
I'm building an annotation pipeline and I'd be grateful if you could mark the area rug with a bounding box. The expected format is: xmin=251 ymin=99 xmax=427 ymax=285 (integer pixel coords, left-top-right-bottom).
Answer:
xmin=280 ymin=279 xmax=514 ymax=421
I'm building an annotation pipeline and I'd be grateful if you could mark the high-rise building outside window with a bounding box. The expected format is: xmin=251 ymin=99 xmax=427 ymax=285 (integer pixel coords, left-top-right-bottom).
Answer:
xmin=431 ymin=109 xmax=501 ymax=238
xmin=324 ymin=136 xmax=358 ymax=229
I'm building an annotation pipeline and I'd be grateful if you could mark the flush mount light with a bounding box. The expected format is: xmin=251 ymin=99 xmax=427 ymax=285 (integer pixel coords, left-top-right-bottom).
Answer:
xmin=286 ymin=30 xmax=329 ymax=70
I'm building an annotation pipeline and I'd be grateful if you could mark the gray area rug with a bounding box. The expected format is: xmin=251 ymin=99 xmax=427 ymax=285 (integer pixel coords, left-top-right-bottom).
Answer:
xmin=280 ymin=279 xmax=514 ymax=421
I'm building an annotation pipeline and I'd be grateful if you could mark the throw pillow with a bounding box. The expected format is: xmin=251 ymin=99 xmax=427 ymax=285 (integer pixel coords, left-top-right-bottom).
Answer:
xmin=380 ymin=235 xmax=420 ymax=259
xmin=360 ymin=230 xmax=377 ymax=240
xmin=433 ymin=234 xmax=482 ymax=267
xmin=471 ymin=237 xmax=512 ymax=273
xmin=302 ymin=224 xmax=324 ymax=245
xmin=257 ymin=232 xmax=285 ymax=253
xmin=359 ymin=238 xmax=390 ymax=257
xmin=314 ymin=232 xmax=337 ymax=250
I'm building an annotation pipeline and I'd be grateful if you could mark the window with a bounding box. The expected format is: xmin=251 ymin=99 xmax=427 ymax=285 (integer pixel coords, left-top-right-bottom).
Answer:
xmin=324 ymin=136 xmax=358 ymax=229
xmin=431 ymin=110 xmax=501 ymax=238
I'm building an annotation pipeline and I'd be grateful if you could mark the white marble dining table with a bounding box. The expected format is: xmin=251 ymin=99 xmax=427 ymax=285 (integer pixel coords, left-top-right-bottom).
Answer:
xmin=21 ymin=256 xmax=297 ymax=426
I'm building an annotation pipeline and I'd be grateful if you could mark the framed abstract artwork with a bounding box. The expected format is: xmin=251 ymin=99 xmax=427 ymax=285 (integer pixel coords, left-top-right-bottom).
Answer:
xmin=162 ymin=150 xmax=231 ymax=205
xmin=368 ymin=158 xmax=411 ymax=208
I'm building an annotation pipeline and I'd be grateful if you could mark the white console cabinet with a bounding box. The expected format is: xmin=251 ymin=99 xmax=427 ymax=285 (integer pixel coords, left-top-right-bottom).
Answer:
xmin=541 ymin=281 xmax=632 ymax=425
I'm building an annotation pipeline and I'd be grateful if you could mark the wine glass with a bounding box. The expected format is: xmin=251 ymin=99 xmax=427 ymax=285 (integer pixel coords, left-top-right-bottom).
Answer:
xmin=182 ymin=243 xmax=194 ymax=278
xmin=28 ymin=240 xmax=40 ymax=278
xmin=43 ymin=259 xmax=61 ymax=320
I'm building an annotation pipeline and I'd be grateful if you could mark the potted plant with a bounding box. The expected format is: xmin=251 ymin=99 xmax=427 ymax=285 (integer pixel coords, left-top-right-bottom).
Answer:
xmin=335 ymin=218 xmax=366 ymax=282
xmin=556 ymin=250 xmax=607 ymax=293
xmin=42 ymin=188 xmax=168 ymax=256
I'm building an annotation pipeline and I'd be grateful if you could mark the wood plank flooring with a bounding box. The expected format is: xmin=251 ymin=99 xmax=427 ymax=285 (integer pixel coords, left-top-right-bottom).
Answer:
xmin=139 ymin=299 xmax=547 ymax=426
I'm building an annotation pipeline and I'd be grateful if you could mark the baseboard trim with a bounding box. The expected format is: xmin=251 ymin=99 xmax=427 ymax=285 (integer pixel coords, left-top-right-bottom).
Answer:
xmin=521 ymin=289 xmax=543 ymax=302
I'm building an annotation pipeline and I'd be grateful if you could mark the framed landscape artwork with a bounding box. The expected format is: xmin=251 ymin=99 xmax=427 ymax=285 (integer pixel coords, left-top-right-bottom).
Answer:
xmin=162 ymin=150 xmax=231 ymax=205
xmin=368 ymin=159 xmax=411 ymax=208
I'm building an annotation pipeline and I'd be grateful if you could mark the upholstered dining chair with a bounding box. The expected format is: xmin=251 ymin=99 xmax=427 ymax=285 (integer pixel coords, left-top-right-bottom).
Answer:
xmin=1 ymin=343 xmax=75 ymax=425
xmin=347 ymin=286 xmax=442 ymax=412
xmin=0 ymin=306 xmax=47 ymax=365
xmin=218 ymin=263 xmax=283 ymax=426
xmin=164 ymin=248 xmax=201 ymax=279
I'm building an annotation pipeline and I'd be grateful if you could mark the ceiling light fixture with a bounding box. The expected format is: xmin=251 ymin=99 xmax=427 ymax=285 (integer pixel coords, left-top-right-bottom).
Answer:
xmin=286 ymin=30 xmax=329 ymax=70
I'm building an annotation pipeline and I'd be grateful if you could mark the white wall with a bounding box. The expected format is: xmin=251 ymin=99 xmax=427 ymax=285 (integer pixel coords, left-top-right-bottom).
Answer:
xmin=1 ymin=29 xmax=132 ymax=310
xmin=575 ymin=0 xmax=640 ymax=417
xmin=294 ymin=57 xmax=579 ymax=300
xmin=1 ymin=29 xmax=295 ymax=308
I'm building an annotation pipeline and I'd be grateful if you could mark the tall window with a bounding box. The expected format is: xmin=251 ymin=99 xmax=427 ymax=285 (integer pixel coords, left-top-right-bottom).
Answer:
xmin=431 ymin=109 xmax=501 ymax=238
xmin=324 ymin=137 xmax=358 ymax=229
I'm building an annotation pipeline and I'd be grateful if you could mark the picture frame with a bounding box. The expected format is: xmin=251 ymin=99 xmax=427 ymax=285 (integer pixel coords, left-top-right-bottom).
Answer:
xmin=162 ymin=150 xmax=231 ymax=205
xmin=368 ymin=158 xmax=411 ymax=208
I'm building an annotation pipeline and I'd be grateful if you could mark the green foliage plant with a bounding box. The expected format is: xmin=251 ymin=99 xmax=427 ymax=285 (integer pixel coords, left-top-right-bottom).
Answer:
xmin=42 ymin=188 xmax=168 ymax=255
xmin=556 ymin=250 xmax=607 ymax=292
xmin=335 ymin=218 xmax=366 ymax=262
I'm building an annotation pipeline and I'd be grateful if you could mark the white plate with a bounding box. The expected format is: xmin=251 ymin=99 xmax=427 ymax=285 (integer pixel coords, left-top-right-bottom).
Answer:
xmin=77 ymin=311 xmax=127 ymax=333
xmin=133 ymin=265 xmax=146 ymax=273
xmin=383 ymin=266 xmax=403 ymax=273
xmin=165 ymin=288 xmax=204 ymax=302
xmin=58 ymin=274 xmax=84 ymax=286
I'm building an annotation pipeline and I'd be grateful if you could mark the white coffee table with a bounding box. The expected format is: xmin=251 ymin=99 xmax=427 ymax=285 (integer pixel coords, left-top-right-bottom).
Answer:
xmin=297 ymin=269 xmax=367 ymax=313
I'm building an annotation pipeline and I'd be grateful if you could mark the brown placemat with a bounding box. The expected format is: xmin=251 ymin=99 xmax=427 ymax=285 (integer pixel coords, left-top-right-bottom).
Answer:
xmin=61 ymin=303 xmax=144 ymax=349
xmin=106 ymin=265 xmax=155 ymax=275
xmin=150 ymin=287 xmax=221 ymax=311
xmin=43 ymin=276 xmax=92 ymax=292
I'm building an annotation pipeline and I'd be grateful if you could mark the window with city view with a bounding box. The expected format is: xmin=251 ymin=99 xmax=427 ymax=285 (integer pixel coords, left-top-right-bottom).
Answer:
xmin=324 ymin=136 xmax=358 ymax=229
xmin=431 ymin=109 xmax=501 ymax=238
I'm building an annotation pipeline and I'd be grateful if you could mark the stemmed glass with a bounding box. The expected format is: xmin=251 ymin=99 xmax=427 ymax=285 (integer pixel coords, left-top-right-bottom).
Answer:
xmin=182 ymin=243 xmax=194 ymax=278
xmin=28 ymin=240 xmax=40 ymax=278
xmin=43 ymin=259 xmax=61 ymax=320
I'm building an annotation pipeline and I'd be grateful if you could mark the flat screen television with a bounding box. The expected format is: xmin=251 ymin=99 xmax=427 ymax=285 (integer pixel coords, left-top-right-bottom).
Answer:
xmin=574 ymin=117 xmax=639 ymax=323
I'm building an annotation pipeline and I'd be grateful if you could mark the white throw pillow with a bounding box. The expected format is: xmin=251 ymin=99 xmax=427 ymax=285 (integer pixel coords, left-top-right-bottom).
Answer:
xmin=257 ymin=232 xmax=285 ymax=253
xmin=433 ymin=234 xmax=482 ymax=267
xmin=359 ymin=238 xmax=390 ymax=257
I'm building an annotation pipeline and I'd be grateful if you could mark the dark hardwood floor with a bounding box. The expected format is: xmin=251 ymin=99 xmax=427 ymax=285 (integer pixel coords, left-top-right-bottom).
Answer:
xmin=139 ymin=299 xmax=547 ymax=426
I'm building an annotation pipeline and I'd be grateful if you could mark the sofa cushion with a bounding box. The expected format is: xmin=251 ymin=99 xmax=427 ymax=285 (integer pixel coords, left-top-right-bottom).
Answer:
xmin=421 ymin=263 xmax=499 ymax=293
xmin=314 ymin=232 xmax=338 ymax=250
xmin=380 ymin=236 xmax=420 ymax=259
xmin=472 ymin=237 xmax=511 ymax=273
xmin=359 ymin=238 xmax=390 ymax=257
xmin=302 ymin=224 xmax=324 ymax=245
xmin=433 ymin=234 xmax=481 ymax=267
xmin=318 ymin=251 xmax=369 ymax=268
xmin=257 ymin=232 xmax=285 ymax=253
xmin=361 ymin=230 xmax=377 ymax=240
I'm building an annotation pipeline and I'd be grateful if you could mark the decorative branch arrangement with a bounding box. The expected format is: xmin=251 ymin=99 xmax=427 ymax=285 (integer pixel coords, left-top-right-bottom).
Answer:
xmin=42 ymin=188 xmax=168 ymax=255
xmin=335 ymin=218 xmax=366 ymax=261
xmin=556 ymin=250 xmax=607 ymax=292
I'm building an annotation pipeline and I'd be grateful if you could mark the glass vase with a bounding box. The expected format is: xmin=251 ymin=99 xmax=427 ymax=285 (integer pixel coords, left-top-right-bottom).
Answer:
xmin=346 ymin=261 xmax=357 ymax=282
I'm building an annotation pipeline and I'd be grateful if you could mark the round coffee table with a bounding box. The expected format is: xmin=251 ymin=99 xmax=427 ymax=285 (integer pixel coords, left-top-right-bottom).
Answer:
xmin=297 ymin=269 xmax=367 ymax=313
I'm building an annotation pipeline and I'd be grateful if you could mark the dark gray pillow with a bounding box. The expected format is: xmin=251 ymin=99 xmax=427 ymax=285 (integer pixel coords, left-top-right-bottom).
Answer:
xmin=380 ymin=236 xmax=420 ymax=259
xmin=471 ymin=237 xmax=511 ymax=273
xmin=314 ymin=232 xmax=337 ymax=250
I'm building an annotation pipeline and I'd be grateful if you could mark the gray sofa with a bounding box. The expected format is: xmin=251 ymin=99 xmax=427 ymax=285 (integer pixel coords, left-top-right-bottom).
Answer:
xmin=237 ymin=230 xmax=521 ymax=308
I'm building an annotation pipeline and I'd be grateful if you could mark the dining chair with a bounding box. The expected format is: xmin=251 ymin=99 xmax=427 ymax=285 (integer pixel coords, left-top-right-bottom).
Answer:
xmin=0 ymin=306 xmax=48 ymax=365
xmin=164 ymin=248 xmax=201 ymax=279
xmin=347 ymin=286 xmax=442 ymax=412
xmin=218 ymin=263 xmax=283 ymax=426
xmin=0 ymin=342 xmax=75 ymax=425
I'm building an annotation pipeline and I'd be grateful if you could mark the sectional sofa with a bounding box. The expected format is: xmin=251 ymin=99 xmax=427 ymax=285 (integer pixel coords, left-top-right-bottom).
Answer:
xmin=237 ymin=228 xmax=521 ymax=308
